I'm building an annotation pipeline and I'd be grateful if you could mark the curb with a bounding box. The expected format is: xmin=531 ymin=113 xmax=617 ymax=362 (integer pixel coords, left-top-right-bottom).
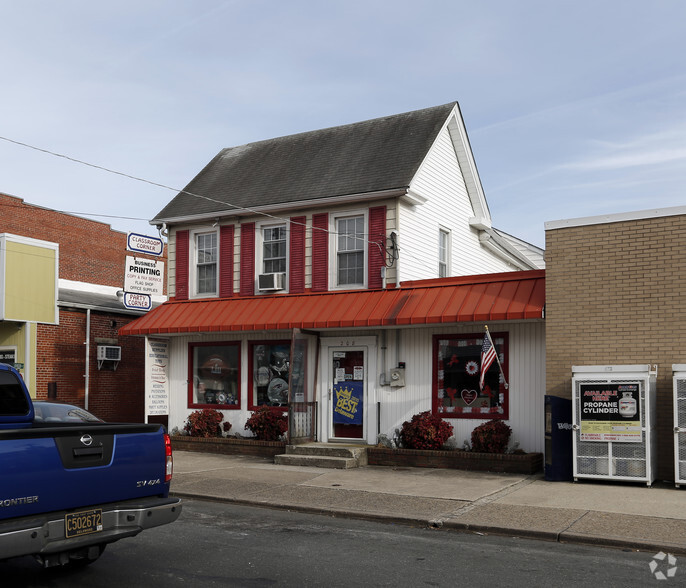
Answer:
xmin=173 ymin=491 xmax=685 ymax=554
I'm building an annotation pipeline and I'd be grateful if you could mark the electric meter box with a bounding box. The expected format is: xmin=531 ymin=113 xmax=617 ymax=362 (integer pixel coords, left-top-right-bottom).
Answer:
xmin=571 ymin=365 xmax=657 ymax=486
xmin=672 ymin=365 xmax=686 ymax=487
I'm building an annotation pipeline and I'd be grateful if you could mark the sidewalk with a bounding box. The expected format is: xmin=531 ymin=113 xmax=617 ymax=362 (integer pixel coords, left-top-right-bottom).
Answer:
xmin=171 ymin=450 xmax=686 ymax=555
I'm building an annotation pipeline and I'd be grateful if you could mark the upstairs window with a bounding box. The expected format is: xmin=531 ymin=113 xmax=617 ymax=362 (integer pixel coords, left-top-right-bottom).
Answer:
xmin=262 ymin=225 xmax=287 ymax=274
xmin=195 ymin=231 xmax=217 ymax=296
xmin=438 ymin=229 xmax=450 ymax=278
xmin=336 ymin=215 xmax=365 ymax=287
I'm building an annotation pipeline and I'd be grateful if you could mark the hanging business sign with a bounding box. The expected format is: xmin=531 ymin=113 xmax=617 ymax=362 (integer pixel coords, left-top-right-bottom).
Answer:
xmin=124 ymin=256 xmax=164 ymax=297
xmin=127 ymin=232 xmax=164 ymax=257
xmin=145 ymin=338 xmax=169 ymax=417
xmin=123 ymin=292 xmax=152 ymax=311
xmin=579 ymin=383 xmax=642 ymax=442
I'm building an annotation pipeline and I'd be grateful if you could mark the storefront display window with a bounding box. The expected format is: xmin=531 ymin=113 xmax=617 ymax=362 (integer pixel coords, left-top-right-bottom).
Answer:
xmin=249 ymin=341 xmax=290 ymax=410
xmin=188 ymin=342 xmax=240 ymax=408
xmin=433 ymin=333 xmax=508 ymax=419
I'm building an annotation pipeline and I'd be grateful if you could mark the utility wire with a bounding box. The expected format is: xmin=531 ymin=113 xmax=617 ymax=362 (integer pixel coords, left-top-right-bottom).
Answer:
xmin=0 ymin=134 xmax=393 ymax=255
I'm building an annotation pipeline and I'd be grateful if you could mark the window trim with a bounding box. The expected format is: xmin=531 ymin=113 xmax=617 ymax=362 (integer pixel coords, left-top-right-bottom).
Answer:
xmin=255 ymin=221 xmax=289 ymax=294
xmin=438 ymin=227 xmax=450 ymax=278
xmin=248 ymin=339 xmax=291 ymax=413
xmin=190 ymin=229 xmax=219 ymax=299
xmin=432 ymin=332 xmax=509 ymax=420
xmin=330 ymin=209 xmax=368 ymax=290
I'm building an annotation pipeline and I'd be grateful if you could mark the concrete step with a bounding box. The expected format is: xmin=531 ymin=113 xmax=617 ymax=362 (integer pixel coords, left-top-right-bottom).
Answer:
xmin=274 ymin=443 xmax=369 ymax=468
xmin=274 ymin=454 xmax=359 ymax=469
xmin=285 ymin=444 xmax=367 ymax=460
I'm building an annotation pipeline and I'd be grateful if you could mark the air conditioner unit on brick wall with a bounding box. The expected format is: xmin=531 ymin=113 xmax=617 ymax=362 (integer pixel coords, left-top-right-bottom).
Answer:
xmin=258 ymin=272 xmax=286 ymax=291
xmin=97 ymin=345 xmax=121 ymax=370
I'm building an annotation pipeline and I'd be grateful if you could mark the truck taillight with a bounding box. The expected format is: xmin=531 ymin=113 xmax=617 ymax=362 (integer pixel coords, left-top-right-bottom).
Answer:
xmin=164 ymin=433 xmax=173 ymax=482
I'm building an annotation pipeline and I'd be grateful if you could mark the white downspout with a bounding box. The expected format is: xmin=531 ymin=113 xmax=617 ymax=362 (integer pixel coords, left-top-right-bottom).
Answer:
xmin=23 ymin=322 xmax=31 ymax=392
xmin=84 ymin=308 xmax=90 ymax=410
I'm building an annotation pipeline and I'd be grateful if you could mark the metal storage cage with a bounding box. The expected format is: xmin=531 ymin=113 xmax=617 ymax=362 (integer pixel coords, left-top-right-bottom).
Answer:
xmin=672 ymin=365 xmax=686 ymax=488
xmin=572 ymin=365 xmax=657 ymax=486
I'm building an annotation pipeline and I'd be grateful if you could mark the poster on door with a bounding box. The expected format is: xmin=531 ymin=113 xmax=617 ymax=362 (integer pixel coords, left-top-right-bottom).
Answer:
xmin=333 ymin=381 xmax=363 ymax=425
xmin=579 ymin=383 xmax=642 ymax=442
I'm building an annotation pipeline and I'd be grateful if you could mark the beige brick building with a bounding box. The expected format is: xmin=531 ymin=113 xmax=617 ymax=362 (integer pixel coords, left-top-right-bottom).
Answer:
xmin=545 ymin=206 xmax=686 ymax=481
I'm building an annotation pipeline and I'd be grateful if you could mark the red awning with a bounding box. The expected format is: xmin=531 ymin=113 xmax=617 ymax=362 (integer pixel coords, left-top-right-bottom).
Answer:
xmin=120 ymin=270 xmax=545 ymax=336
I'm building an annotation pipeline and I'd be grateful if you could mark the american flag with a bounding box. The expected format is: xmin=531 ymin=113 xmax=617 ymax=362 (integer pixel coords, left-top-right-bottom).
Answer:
xmin=479 ymin=332 xmax=497 ymax=391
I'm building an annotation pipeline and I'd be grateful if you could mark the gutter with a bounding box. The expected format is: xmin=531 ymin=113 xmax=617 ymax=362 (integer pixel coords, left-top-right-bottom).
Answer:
xmin=152 ymin=188 xmax=408 ymax=226
xmin=478 ymin=230 xmax=537 ymax=271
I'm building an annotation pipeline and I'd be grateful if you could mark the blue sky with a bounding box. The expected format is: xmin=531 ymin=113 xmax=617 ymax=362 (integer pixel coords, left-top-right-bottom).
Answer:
xmin=1 ymin=1 xmax=685 ymax=248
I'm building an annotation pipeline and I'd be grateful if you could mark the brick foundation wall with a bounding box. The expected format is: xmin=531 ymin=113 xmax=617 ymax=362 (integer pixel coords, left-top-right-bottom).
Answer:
xmin=546 ymin=214 xmax=686 ymax=481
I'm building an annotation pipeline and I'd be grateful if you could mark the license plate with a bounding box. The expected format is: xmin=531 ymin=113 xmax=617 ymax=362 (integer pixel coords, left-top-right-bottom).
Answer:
xmin=65 ymin=509 xmax=103 ymax=538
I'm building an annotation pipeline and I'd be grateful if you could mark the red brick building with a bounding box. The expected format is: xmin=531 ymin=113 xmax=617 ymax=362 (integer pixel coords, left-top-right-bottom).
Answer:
xmin=0 ymin=192 xmax=165 ymax=422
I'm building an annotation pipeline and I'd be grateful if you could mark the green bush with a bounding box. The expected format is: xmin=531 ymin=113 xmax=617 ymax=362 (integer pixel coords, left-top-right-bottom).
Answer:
xmin=399 ymin=411 xmax=453 ymax=450
xmin=184 ymin=408 xmax=225 ymax=438
xmin=471 ymin=419 xmax=511 ymax=453
xmin=245 ymin=406 xmax=288 ymax=441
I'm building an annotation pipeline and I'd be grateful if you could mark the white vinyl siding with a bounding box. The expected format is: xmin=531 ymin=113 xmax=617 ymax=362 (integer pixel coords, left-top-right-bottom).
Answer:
xmin=399 ymin=126 xmax=517 ymax=281
xmin=162 ymin=320 xmax=545 ymax=453
xmin=370 ymin=321 xmax=545 ymax=453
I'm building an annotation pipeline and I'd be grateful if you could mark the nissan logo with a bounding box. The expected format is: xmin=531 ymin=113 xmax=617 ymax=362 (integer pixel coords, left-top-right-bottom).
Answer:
xmin=80 ymin=434 xmax=94 ymax=447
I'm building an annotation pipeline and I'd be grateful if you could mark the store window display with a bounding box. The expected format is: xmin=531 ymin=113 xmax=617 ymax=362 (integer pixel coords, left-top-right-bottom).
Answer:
xmin=249 ymin=341 xmax=290 ymax=409
xmin=188 ymin=342 xmax=240 ymax=408
xmin=433 ymin=333 xmax=509 ymax=419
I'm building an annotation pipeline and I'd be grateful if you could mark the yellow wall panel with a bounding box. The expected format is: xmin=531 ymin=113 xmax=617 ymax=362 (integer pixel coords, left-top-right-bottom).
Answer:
xmin=1 ymin=237 xmax=58 ymax=323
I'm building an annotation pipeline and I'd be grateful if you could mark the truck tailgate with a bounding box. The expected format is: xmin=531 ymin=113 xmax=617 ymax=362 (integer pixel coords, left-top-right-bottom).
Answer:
xmin=1 ymin=423 xmax=170 ymax=520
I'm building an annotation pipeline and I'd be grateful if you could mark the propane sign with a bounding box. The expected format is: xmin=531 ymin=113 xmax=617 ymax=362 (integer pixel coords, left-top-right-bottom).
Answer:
xmin=579 ymin=383 xmax=642 ymax=442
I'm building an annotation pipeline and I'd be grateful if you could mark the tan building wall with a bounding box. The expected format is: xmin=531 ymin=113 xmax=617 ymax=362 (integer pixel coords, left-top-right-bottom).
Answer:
xmin=545 ymin=210 xmax=686 ymax=480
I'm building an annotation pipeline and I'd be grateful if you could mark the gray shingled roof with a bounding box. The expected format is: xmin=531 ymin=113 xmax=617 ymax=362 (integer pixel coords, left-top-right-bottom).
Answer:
xmin=153 ymin=102 xmax=458 ymax=222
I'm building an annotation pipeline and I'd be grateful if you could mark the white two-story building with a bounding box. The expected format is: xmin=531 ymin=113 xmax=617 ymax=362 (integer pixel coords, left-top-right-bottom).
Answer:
xmin=122 ymin=102 xmax=546 ymax=451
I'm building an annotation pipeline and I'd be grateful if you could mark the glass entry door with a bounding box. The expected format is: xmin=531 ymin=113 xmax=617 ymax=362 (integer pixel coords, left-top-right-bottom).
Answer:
xmin=330 ymin=348 xmax=365 ymax=440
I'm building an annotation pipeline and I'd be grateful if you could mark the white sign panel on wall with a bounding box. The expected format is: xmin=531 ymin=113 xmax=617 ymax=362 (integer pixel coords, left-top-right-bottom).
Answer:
xmin=123 ymin=292 xmax=152 ymax=311
xmin=146 ymin=338 xmax=169 ymax=417
xmin=127 ymin=232 xmax=164 ymax=257
xmin=124 ymin=256 xmax=164 ymax=297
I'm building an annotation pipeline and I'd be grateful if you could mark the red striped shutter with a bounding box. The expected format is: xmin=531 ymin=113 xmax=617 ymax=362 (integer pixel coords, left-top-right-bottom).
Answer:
xmin=175 ymin=230 xmax=189 ymax=300
xmin=219 ymin=225 xmax=234 ymax=298
xmin=289 ymin=216 xmax=306 ymax=294
xmin=240 ymin=222 xmax=256 ymax=296
xmin=368 ymin=206 xmax=386 ymax=289
xmin=311 ymin=213 xmax=328 ymax=292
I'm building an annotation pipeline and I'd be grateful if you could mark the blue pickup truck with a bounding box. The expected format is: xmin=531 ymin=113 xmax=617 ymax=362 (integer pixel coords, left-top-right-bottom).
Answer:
xmin=0 ymin=362 xmax=182 ymax=567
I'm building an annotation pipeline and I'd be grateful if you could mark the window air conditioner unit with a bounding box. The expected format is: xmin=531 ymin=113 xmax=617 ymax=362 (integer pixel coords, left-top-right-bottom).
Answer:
xmin=258 ymin=272 xmax=286 ymax=291
xmin=97 ymin=345 xmax=122 ymax=361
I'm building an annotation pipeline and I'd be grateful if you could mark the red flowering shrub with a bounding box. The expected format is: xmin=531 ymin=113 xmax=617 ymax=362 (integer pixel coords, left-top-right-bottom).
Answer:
xmin=184 ymin=408 xmax=224 ymax=438
xmin=400 ymin=411 xmax=454 ymax=450
xmin=245 ymin=406 xmax=288 ymax=441
xmin=471 ymin=419 xmax=511 ymax=453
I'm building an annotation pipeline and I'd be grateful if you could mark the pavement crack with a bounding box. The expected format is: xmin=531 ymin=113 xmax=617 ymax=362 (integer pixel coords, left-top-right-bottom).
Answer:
xmin=433 ymin=474 xmax=541 ymax=524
